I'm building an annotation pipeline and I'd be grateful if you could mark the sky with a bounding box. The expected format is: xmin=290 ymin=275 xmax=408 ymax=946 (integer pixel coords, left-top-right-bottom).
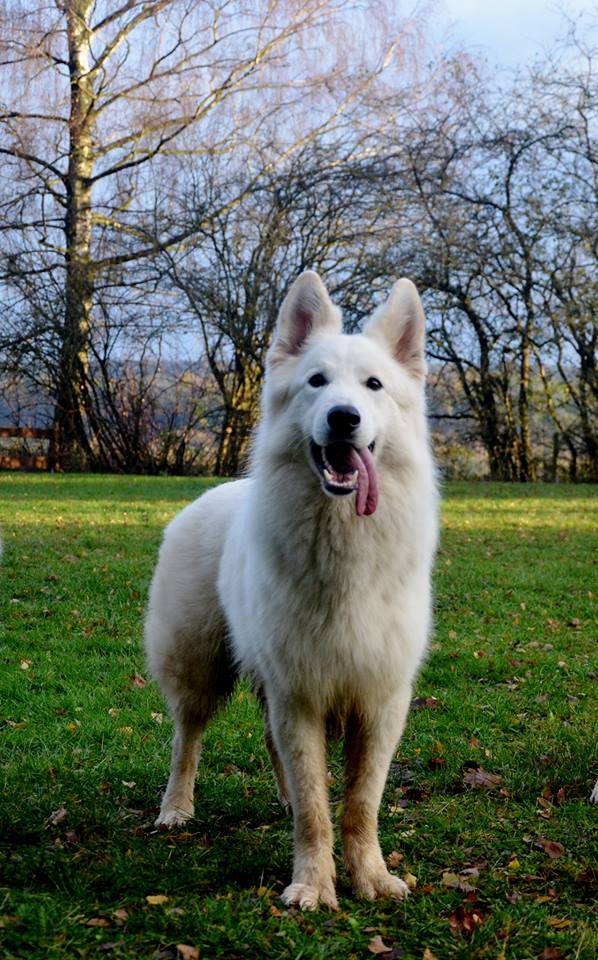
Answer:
xmin=439 ymin=0 xmax=595 ymax=67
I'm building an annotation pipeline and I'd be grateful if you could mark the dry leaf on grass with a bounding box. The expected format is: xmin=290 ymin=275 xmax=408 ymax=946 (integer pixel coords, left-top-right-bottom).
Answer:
xmin=535 ymin=838 xmax=565 ymax=859
xmin=463 ymin=766 xmax=502 ymax=790
xmin=386 ymin=850 xmax=404 ymax=868
xmin=368 ymin=934 xmax=393 ymax=954
xmin=411 ymin=696 xmax=438 ymax=710
xmin=448 ymin=903 xmax=486 ymax=936
xmin=146 ymin=894 xmax=169 ymax=905
xmin=441 ymin=871 xmax=475 ymax=893
xmin=48 ymin=805 xmax=67 ymax=825
xmin=176 ymin=946 xmax=200 ymax=960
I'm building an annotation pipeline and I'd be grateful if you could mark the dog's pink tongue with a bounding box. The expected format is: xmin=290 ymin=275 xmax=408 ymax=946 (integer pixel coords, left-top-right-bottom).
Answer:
xmin=354 ymin=446 xmax=378 ymax=517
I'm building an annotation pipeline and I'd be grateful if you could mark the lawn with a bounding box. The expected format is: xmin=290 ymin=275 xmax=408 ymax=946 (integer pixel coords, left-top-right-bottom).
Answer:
xmin=0 ymin=474 xmax=596 ymax=959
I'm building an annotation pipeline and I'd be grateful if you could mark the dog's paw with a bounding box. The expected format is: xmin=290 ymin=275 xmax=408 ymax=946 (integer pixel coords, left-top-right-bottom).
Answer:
xmin=281 ymin=881 xmax=338 ymax=912
xmin=353 ymin=870 xmax=410 ymax=902
xmin=155 ymin=805 xmax=193 ymax=829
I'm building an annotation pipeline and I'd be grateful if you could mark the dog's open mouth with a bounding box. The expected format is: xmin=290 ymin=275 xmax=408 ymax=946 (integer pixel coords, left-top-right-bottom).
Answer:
xmin=310 ymin=440 xmax=378 ymax=516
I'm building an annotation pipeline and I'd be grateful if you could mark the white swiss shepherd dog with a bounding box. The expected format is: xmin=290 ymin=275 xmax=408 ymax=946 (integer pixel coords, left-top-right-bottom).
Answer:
xmin=145 ymin=271 xmax=439 ymax=910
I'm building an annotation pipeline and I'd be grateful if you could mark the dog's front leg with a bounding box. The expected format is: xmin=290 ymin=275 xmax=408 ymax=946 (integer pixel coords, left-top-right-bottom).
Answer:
xmin=268 ymin=698 xmax=337 ymax=911
xmin=342 ymin=691 xmax=411 ymax=901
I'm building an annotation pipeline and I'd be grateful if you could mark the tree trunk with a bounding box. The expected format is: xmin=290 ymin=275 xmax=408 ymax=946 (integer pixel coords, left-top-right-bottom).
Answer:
xmin=215 ymin=357 xmax=262 ymax=476
xmin=517 ymin=339 xmax=535 ymax=481
xmin=49 ymin=0 xmax=95 ymax=471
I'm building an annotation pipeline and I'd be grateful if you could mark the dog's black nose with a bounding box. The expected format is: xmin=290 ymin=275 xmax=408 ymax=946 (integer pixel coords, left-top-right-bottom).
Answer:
xmin=327 ymin=405 xmax=361 ymax=437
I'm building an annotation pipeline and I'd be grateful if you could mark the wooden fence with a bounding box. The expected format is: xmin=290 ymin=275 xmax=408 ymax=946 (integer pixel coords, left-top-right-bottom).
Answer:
xmin=0 ymin=426 xmax=52 ymax=470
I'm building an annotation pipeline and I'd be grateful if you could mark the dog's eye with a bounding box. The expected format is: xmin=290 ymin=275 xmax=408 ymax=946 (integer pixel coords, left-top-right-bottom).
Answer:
xmin=308 ymin=373 xmax=327 ymax=388
xmin=366 ymin=377 xmax=383 ymax=391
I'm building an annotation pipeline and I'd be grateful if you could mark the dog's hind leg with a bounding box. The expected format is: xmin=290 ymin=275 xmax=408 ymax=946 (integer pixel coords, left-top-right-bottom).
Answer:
xmin=342 ymin=690 xmax=412 ymax=901
xmin=154 ymin=646 xmax=235 ymax=829
xmin=157 ymin=708 xmax=205 ymax=828
xmin=262 ymin=701 xmax=291 ymax=811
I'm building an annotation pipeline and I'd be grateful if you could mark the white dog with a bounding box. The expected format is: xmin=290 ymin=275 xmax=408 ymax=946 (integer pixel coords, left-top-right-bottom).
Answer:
xmin=145 ymin=272 xmax=438 ymax=910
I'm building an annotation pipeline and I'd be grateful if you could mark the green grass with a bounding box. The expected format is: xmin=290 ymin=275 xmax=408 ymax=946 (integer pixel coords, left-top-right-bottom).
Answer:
xmin=1 ymin=475 xmax=596 ymax=959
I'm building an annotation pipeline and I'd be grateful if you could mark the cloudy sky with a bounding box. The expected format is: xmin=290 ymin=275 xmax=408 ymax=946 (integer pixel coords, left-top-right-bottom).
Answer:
xmin=438 ymin=0 xmax=595 ymax=66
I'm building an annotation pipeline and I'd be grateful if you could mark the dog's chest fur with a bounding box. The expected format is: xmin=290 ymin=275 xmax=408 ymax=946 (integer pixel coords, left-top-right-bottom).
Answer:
xmin=220 ymin=463 xmax=434 ymax=709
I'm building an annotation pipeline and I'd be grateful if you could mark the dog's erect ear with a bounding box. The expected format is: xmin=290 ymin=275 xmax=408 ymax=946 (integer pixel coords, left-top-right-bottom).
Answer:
xmin=268 ymin=271 xmax=342 ymax=365
xmin=364 ymin=279 xmax=427 ymax=380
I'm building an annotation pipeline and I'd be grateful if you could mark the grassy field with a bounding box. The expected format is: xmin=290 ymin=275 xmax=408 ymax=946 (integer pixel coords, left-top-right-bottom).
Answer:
xmin=0 ymin=474 xmax=596 ymax=960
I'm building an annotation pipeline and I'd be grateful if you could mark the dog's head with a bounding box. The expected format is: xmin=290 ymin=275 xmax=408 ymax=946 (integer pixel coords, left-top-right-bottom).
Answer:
xmin=261 ymin=271 xmax=428 ymax=516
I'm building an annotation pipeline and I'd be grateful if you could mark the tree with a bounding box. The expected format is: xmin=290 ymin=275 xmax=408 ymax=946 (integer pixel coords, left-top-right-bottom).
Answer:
xmin=369 ymin=44 xmax=597 ymax=481
xmin=0 ymin=0 xmax=404 ymax=469
xmin=163 ymin=144 xmax=395 ymax=474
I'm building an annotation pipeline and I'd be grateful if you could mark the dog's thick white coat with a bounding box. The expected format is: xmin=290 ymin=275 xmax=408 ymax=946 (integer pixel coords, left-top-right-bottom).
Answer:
xmin=146 ymin=272 xmax=438 ymax=910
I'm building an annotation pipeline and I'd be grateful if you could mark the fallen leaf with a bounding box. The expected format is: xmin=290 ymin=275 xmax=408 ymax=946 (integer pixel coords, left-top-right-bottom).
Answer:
xmin=270 ymin=905 xmax=281 ymax=917
xmin=423 ymin=950 xmax=438 ymax=960
xmin=463 ymin=767 xmax=502 ymax=790
xmin=448 ymin=902 xmax=486 ymax=937
xmin=85 ymin=917 xmax=110 ymax=927
xmin=546 ymin=918 xmax=572 ymax=928
xmin=442 ymin=871 xmax=475 ymax=892
xmin=113 ymin=908 xmax=128 ymax=924
xmin=48 ymin=805 xmax=67 ymax=826
xmin=539 ymin=948 xmax=563 ymax=959
xmin=442 ymin=871 xmax=461 ymax=889
xmin=461 ymin=861 xmax=487 ymax=877
xmin=404 ymin=872 xmax=418 ymax=890
xmin=411 ymin=696 xmax=438 ymax=710
xmin=535 ymin=839 xmax=565 ymax=859
xmin=99 ymin=942 xmax=125 ymax=952
xmin=129 ymin=673 xmax=146 ymax=688
xmin=153 ymin=948 xmax=178 ymax=960
xmin=176 ymin=947 xmax=199 ymax=960
xmin=368 ymin=935 xmax=393 ymax=954
xmin=146 ymin=895 xmax=169 ymax=905
xmin=386 ymin=850 xmax=404 ymax=868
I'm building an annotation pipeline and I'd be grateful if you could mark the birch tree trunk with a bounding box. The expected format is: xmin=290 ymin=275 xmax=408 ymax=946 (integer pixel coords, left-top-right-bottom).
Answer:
xmin=49 ymin=0 xmax=95 ymax=470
